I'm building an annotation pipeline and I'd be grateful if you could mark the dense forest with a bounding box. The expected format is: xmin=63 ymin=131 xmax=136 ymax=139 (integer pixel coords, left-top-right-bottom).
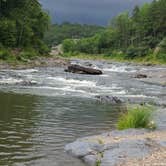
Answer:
xmin=63 ymin=0 xmax=166 ymax=63
xmin=44 ymin=23 xmax=104 ymax=46
xmin=0 ymin=0 xmax=49 ymax=60
xmin=0 ymin=0 xmax=165 ymax=63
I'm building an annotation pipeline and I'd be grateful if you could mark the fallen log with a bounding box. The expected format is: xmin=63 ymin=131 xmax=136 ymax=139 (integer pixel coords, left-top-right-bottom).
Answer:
xmin=65 ymin=64 xmax=103 ymax=75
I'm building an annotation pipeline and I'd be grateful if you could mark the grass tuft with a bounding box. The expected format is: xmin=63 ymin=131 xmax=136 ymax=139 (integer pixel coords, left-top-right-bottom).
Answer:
xmin=117 ymin=106 xmax=156 ymax=130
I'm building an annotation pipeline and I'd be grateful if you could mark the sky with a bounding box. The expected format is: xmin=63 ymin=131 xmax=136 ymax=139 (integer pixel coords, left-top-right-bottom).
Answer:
xmin=39 ymin=0 xmax=153 ymax=26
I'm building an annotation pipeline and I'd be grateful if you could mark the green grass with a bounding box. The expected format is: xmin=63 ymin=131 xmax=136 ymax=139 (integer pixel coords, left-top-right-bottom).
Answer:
xmin=117 ymin=106 xmax=156 ymax=130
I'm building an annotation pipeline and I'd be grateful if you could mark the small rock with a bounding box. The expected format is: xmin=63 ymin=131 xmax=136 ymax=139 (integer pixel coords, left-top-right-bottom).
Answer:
xmin=95 ymin=95 xmax=123 ymax=104
xmin=134 ymin=74 xmax=148 ymax=78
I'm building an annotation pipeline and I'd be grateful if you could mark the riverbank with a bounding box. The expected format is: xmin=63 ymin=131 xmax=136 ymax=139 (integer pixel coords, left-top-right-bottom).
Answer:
xmin=65 ymin=108 xmax=166 ymax=166
xmin=0 ymin=55 xmax=69 ymax=69
xmin=0 ymin=57 xmax=165 ymax=166
xmin=62 ymin=53 xmax=166 ymax=65
xmin=0 ymin=51 xmax=166 ymax=70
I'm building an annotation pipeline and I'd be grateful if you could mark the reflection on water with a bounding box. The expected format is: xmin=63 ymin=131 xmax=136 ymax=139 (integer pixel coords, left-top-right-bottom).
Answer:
xmin=0 ymin=93 xmax=40 ymax=165
xmin=0 ymin=92 xmax=120 ymax=166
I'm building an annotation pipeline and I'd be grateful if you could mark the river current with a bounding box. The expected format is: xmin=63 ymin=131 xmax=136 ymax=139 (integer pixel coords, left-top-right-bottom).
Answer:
xmin=0 ymin=60 xmax=165 ymax=166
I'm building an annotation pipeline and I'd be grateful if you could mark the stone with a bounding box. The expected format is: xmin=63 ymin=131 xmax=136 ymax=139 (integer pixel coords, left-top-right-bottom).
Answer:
xmin=65 ymin=64 xmax=103 ymax=75
xmin=101 ymin=139 xmax=151 ymax=166
xmin=83 ymin=155 xmax=98 ymax=166
xmin=134 ymin=74 xmax=148 ymax=78
xmin=65 ymin=141 xmax=103 ymax=158
xmin=111 ymin=129 xmax=149 ymax=137
xmin=95 ymin=95 xmax=123 ymax=104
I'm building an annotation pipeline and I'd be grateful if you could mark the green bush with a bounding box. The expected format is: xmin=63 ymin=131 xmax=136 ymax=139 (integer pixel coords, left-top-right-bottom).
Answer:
xmin=18 ymin=49 xmax=38 ymax=60
xmin=0 ymin=49 xmax=11 ymax=60
xmin=0 ymin=19 xmax=16 ymax=47
xmin=62 ymin=39 xmax=77 ymax=53
xmin=158 ymin=38 xmax=166 ymax=54
xmin=117 ymin=106 xmax=156 ymax=130
xmin=156 ymin=53 xmax=166 ymax=62
xmin=125 ymin=46 xmax=149 ymax=59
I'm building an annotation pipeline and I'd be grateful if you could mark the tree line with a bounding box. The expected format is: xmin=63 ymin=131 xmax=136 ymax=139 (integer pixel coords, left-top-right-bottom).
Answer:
xmin=0 ymin=0 xmax=50 ymax=59
xmin=44 ymin=22 xmax=105 ymax=46
xmin=63 ymin=0 xmax=166 ymax=62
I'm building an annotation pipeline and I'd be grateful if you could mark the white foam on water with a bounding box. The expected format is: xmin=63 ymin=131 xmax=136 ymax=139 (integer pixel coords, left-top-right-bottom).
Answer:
xmin=122 ymin=94 xmax=156 ymax=98
xmin=15 ymin=69 xmax=38 ymax=73
xmin=0 ymin=78 xmax=23 ymax=84
xmin=103 ymin=65 xmax=137 ymax=73
xmin=25 ymin=85 xmax=98 ymax=97
xmin=47 ymin=77 xmax=97 ymax=87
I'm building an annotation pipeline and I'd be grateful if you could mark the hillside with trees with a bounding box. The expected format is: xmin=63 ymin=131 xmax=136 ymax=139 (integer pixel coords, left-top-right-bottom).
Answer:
xmin=0 ymin=0 xmax=50 ymax=60
xmin=44 ymin=23 xmax=105 ymax=46
xmin=62 ymin=0 xmax=166 ymax=63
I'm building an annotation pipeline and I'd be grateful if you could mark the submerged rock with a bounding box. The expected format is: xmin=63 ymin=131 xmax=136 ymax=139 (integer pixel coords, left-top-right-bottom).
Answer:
xmin=95 ymin=95 xmax=123 ymax=104
xmin=65 ymin=64 xmax=103 ymax=75
xmin=16 ymin=80 xmax=37 ymax=86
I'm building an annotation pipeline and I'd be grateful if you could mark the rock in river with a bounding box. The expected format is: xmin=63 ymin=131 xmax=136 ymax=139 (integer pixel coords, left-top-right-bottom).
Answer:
xmin=95 ymin=95 xmax=123 ymax=104
xmin=134 ymin=73 xmax=148 ymax=78
xmin=65 ymin=64 xmax=103 ymax=75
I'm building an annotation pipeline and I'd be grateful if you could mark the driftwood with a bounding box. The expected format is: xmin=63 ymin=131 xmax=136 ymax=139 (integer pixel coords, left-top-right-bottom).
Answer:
xmin=65 ymin=64 xmax=103 ymax=75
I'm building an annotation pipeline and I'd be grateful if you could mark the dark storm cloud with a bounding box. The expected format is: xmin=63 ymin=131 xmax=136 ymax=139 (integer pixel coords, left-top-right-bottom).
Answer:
xmin=39 ymin=0 xmax=153 ymax=25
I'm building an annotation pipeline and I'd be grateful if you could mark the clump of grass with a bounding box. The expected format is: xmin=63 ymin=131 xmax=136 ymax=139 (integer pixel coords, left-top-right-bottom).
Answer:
xmin=117 ymin=106 xmax=156 ymax=130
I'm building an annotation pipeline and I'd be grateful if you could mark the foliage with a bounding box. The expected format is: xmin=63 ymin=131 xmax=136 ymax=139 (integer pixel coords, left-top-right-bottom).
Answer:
xmin=0 ymin=49 xmax=11 ymax=60
xmin=44 ymin=22 xmax=104 ymax=46
xmin=117 ymin=106 xmax=156 ymax=130
xmin=62 ymin=0 xmax=166 ymax=63
xmin=125 ymin=46 xmax=149 ymax=59
xmin=0 ymin=0 xmax=50 ymax=58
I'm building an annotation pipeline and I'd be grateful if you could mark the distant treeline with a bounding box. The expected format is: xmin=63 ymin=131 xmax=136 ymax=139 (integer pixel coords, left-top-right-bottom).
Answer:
xmin=62 ymin=0 xmax=166 ymax=62
xmin=0 ymin=0 xmax=50 ymax=60
xmin=44 ymin=22 xmax=105 ymax=46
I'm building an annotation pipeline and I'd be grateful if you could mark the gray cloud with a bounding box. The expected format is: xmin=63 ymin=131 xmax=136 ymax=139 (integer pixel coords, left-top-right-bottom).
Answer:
xmin=39 ymin=0 xmax=153 ymax=25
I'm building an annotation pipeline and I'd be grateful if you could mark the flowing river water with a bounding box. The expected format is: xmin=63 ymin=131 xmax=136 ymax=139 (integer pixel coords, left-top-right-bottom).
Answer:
xmin=0 ymin=60 xmax=165 ymax=166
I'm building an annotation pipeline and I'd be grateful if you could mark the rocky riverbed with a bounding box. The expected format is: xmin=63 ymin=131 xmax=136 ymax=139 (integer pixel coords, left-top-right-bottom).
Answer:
xmin=0 ymin=57 xmax=165 ymax=166
xmin=63 ymin=59 xmax=166 ymax=166
xmin=65 ymin=108 xmax=166 ymax=166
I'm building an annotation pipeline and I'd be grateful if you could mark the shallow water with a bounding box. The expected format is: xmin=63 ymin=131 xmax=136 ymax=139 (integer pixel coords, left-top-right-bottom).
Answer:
xmin=0 ymin=93 xmax=121 ymax=166
xmin=0 ymin=60 xmax=165 ymax=166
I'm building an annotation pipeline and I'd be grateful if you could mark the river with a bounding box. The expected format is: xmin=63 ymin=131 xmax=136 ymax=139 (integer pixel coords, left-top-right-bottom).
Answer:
xmin=0 ymin=60 xmax=165 ymax=166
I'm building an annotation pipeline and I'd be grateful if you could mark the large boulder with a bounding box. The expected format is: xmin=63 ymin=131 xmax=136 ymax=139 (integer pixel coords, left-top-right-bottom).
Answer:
xmin=65 ymin=64 xmax=103 ymax=75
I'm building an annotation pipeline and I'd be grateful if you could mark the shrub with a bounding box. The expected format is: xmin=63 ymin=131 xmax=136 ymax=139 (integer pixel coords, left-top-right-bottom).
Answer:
xmin=125 ymin=46 xmax=149 ymax=59
xmin=158 ymin=38 xmax=166 ymax=54
xmin=62 ymin=39 xmax=77 ymax=53
xmin=18 ymin=49 xmax=38 ymax=60
xmin=117 ymin=106 xmax=156 ymax=130
xmin=0 ymin=49 xmax=11 ymax=60
xmin=156 ymin=53 xmax=166 ymax=62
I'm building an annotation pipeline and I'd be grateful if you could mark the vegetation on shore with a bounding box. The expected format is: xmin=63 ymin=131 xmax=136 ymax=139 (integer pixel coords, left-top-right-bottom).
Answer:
xmin=0 ymin=0 xmax=50 ymax=61
xmin=62 ymin=52 xmax=166 ymax=64
xmin=62 ymin=0 xmax=166 ymax=64
xmin=117 ymin=106 xmax=156 ymax=130
xmin=1 ymin=0 xmax=166 ymax=65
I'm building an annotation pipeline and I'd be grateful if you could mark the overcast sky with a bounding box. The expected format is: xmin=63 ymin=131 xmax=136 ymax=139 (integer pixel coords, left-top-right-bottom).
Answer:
xmin=39 ymin=0 xmax=153 ymax=25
